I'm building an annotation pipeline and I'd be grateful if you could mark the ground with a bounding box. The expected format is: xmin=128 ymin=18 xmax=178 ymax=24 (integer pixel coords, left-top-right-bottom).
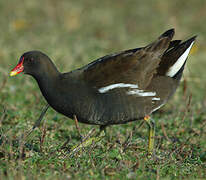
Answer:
xmin=0 ymin=0 xmax=206 ymax=179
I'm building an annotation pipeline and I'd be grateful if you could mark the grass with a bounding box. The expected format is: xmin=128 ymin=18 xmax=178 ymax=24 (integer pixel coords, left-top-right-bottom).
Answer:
xmin=0 ymin=0 xmax=206 ymax=179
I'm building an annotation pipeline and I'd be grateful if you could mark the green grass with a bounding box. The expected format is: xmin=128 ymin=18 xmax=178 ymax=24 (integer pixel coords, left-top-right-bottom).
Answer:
xmin=0 ymin=0 xmax=206 ymax=179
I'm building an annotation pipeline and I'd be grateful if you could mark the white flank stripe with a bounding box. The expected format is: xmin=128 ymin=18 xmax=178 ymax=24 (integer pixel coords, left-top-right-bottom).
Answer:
xmin=152 ymin=97 xmax=160 ymax=101
xmin=127 ymin=89 xmax=156 ymax=97
xmin=166 ymin=42 xmax=194 ymax=77
xmin=98 ymin=83 xmax=138 ymax=93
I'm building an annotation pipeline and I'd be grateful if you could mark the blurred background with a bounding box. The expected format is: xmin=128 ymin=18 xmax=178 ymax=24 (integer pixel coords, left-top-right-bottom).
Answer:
xmin=0 ymin=0 xmax=206 ymax=179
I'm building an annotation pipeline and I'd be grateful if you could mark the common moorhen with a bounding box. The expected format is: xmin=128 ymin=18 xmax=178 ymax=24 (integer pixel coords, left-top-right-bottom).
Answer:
xmin=10 ymin=29 xmax=196 ymax=154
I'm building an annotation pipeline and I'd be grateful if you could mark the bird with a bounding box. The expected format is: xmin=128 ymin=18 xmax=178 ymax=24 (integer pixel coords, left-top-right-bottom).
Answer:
xmin=10 ymin=29 xmax=196 ymax=154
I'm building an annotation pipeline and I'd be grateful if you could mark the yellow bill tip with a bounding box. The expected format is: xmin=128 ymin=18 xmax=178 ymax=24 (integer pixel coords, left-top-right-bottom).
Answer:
xmin=10 ymin=71 xmax=18 ymax=77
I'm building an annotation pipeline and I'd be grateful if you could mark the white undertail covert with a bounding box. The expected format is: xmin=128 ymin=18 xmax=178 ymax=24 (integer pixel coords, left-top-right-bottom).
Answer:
xmin=166 ymin=42 xmax=194 ymax=77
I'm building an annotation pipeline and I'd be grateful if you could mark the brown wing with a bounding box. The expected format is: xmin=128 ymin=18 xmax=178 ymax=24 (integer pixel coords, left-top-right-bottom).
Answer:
xmin=81 ymin=29 xmax=174 ymax=90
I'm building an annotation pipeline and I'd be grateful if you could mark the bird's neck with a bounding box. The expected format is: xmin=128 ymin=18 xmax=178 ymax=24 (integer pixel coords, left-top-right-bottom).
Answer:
xmin=32 ymin=67 xmax=61 ymax=102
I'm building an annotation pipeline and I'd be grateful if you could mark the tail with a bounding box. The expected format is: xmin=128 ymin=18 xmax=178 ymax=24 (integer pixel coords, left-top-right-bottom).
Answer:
xmin=144 ymin=28 xmax=175 ymax=57
xmin=157 ymin=35 xmax=197 ymax=80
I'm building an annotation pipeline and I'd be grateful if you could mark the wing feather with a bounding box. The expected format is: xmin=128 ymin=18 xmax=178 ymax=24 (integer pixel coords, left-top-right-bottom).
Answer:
xmin=81 ymin=33 xmax=173 ymax=90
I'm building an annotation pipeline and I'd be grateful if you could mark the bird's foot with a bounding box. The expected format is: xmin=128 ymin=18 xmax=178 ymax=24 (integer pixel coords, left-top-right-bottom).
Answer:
xmin=68 ymin=128 xmax=105 ymax=156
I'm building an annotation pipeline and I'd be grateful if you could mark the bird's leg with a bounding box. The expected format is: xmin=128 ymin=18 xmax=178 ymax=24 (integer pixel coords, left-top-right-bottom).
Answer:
xmin=73 ymin=115 xmax=83 ymax=140
xmin=25 ymin=104 xmax=50 ymax=139
xmin=69 ymin=125 xmax=106 ymax=156
xmin=19 ymin=104 xmax=49 ymax=151
xmin=83 ymin=125 xmax=106 ymax=145
xmin=144 ymin=115 xmax=155 ymax=155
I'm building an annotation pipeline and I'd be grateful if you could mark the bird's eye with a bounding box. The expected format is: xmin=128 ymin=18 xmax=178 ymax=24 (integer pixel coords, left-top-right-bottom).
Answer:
xmin=30 ymin=57 xmax=34 ymax=62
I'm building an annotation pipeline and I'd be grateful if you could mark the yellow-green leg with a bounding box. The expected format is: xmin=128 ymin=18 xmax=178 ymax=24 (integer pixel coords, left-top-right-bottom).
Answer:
xmin=144 ymin=115 xmax=155 ymax=154
xmin=69 ymin=125 xmax=106 ymax=156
